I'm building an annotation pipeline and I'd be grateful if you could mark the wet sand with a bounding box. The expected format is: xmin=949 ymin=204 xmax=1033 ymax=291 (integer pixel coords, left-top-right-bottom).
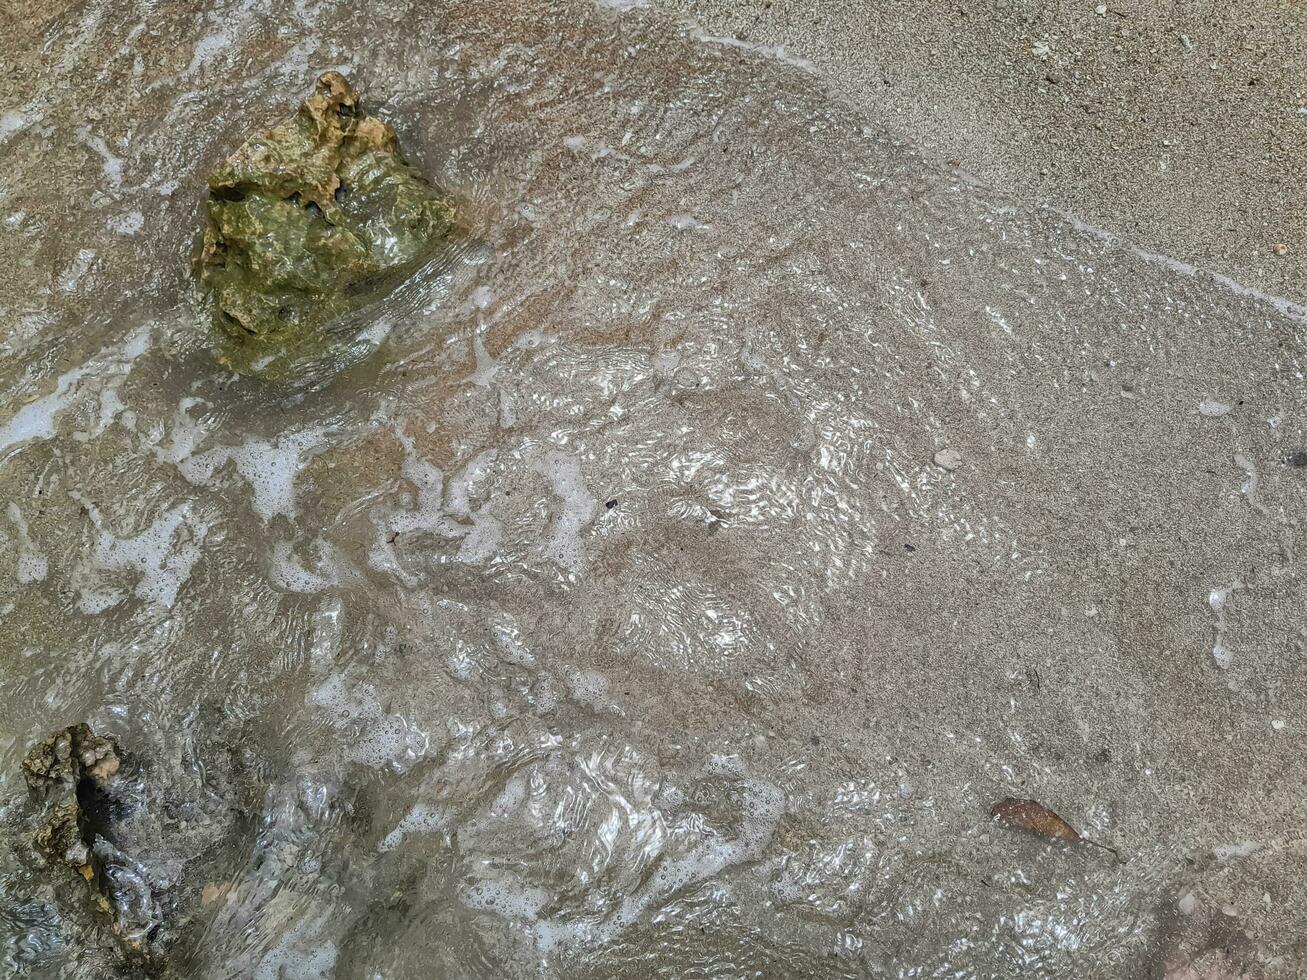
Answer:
xmin=661 ymin=0 xmax=1307 ymax=304
xmin=10 ymin=0 xmax=1302 ymax=298
xmin=2 ymin=0 xmax=1305 ymax=975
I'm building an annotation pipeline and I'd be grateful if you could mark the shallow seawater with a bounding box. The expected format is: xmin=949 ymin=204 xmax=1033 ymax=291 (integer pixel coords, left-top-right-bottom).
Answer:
xmin=1 ymin=0 xmax=1305 ymax=976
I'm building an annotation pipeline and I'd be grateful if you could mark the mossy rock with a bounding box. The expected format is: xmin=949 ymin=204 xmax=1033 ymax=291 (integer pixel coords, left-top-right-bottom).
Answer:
xmin=198 ymin=72 xmax=456 ymax=380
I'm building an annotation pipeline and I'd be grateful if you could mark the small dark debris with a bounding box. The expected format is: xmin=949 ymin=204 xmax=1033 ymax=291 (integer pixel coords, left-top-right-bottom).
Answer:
xmin=605 ymin=498 xmax=618 ymax=510
xmin=903 ymin=543 xmax=916 ymax=552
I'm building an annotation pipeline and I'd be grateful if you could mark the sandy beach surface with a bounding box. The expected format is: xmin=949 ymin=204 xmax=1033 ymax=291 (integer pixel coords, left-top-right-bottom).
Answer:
xmin=660 ymin=0 xmax=1307 ymax=305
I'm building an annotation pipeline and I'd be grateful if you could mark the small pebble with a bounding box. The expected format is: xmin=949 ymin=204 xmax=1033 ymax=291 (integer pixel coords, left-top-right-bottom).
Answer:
xmin=1095 ymin=4 xmax=1107 ymax=14
xmin=1272 ymin=242 xmax=1288 ymax=256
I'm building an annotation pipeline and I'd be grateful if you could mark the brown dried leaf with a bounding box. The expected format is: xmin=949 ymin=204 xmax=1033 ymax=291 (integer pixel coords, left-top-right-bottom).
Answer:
xmin=990 ymin=797 xmax=1083 ymax=844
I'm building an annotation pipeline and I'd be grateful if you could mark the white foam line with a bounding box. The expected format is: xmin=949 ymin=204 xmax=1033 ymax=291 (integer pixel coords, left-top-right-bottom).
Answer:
xmin=1066 ymin=215 xmax=1307 ymax=324
xmin=679 ymin=27 xmax=1302 ymax=328
xmin=687 ymin=29 xmax=819 ymax=74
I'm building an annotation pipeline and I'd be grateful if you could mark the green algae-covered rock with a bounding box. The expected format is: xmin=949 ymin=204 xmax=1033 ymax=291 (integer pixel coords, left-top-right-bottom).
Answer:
xmin=199 ymin=72 xmax=455 ymax=380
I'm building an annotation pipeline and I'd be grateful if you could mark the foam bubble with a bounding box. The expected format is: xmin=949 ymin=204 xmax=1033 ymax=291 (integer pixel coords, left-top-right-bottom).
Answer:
xmin=309 ymin=673 xmax=430 ymax=770
xmin=187 ymin=30 xmax=233 ymax=74
xmin=252 ymin=910 xmax=338 ymax=980
xmin=309 ymin=597 xmax=344 ymax=668
xmin=1233 ymin=453 xmax=1265 ymax=514
xmin=566 ymin=669 xmax=609 ymax=707
xmin=107 ymin=210 xmax=144 ymax=236
xmin=379 ymin=801 xmax=447 ymax=851
xmin=6 ymin=503 xmax=48 ymax=583
xmin=181 ymin=427 xmax=331 ymax=522
xmin=1213 ymin=840 xmax=1261 ymax=860
xmin=0 ymin=327 xmax=151 ymax=457
xmin=269 ymin=541 xmax=335 ymax=593
xmin=151 ymin=397 xmax=212 ymax=465
xmin=77 ymin=128 xmax=124 ymax=187
xmin=667 ymin=213 xmax=709 ymax=231
xmin=72 ymin=497 xmax=210 ymax=611
xmin=463 ymin=876 xmax=549 ymax=918
xmin=530 ymin=450 xmax=597 ymax=574
xmin=1208 ymin=578 xmax=1244 ymax=669
xmin=494 ymin=621 xmax=536 ymax=666
xmin=0 ymin=110 xmax=28 ymax=144
xmin=0 ymin=365 xmax=91 ymax=454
